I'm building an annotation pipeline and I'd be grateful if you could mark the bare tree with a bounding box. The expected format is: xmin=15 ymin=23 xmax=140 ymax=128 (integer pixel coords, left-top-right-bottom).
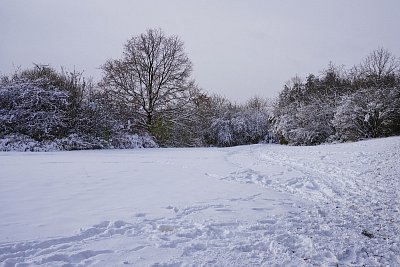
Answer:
xmin=101 ymin=28 xmax=194 ymax=131
xmin=359 ymin=48 xmax=399 ymax=80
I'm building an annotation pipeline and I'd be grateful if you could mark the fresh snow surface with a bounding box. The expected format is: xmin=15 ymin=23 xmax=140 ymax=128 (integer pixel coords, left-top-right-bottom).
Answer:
xmin=1 ymin=137 xmax=400 ymax=266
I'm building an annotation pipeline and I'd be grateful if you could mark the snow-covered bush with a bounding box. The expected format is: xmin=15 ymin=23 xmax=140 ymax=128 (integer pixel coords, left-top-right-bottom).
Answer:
xmin=272 ymin=67 xmax=349 ymax=145
xmin=205 ymin=109 xmax=270 ymax=147
xmin=205 ymin=118 xmax=233 ymax=146
xmin=110 ymin=133 xmax=157 ymax=149
xmin=0 ymin=78 xmax=69 ymax=140
xmin=0 ymin=134 xmax=59 ymax=152
xmin=0 ymin=133 xmax=157 ymax=151
xmin=333 ymin=87 xmax=400 ymax=141
xmin=55 ymin=134 xmax=109 ymax=150
xmin=0 ymin=134 xmax=106 ymax=152
xmin=273 ymin=99 xmax=336 ymax=145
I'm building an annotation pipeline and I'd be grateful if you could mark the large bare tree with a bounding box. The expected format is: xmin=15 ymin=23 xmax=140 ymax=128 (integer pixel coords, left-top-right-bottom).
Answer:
xmin=101 ymin=28 xmax=194 ymax=131
xmin=362 ymin=48 xmax=399 ymax=78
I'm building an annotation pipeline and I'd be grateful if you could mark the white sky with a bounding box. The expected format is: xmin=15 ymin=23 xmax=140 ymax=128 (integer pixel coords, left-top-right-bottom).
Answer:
xmin=1 ymin=0 xmax=399 ymax=102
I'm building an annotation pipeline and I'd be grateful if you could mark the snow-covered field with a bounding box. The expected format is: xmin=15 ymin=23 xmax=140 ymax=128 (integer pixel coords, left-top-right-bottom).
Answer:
xmin=1 ymin=137 xmax=400 ymax=266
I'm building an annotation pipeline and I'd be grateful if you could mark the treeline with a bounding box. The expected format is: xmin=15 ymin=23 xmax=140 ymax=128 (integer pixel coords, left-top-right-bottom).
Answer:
xmin=273 ymin=48 xmax=400 ymax=145
xmin=0 ymin=65 xmax=271 ymax=150
xmin=1 ymin=29 xmax=399 ymax=150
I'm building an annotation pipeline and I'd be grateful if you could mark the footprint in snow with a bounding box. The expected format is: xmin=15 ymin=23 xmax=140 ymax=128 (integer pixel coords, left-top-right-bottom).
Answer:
xmin=252 ymin=207 xmax=273 ymax=212
xmin=257 ymin=219 xmax=277 ymax=224
xmin=215 ymin=208 xmax=233 ymax=212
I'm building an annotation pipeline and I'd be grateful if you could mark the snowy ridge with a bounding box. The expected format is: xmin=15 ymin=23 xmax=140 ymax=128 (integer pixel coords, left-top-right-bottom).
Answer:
xmin=1 ymin=137 xmax=400 ymax=266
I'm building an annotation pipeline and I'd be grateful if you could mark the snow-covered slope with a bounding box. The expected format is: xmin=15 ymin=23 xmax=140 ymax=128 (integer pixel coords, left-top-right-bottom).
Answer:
xmin=1 ymin=137 xmax=399 ymax=266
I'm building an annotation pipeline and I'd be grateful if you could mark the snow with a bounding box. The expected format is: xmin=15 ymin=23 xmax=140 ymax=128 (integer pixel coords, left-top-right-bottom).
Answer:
xmin=1 ymin=137 xmax=400 ymax=266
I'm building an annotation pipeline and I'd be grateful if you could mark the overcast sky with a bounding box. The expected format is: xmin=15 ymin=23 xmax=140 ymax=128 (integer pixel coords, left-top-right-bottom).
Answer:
xmin=1 ymin=0 xmax=399 ymax=102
